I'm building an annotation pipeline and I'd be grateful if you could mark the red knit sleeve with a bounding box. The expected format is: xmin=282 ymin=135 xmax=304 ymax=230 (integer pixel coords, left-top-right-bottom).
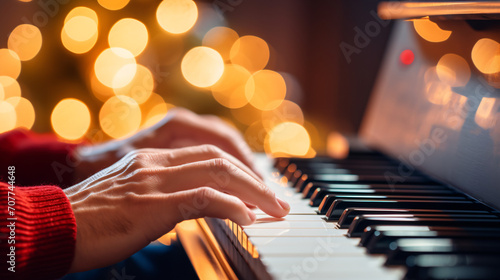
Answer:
xmin=0 ymin=182 xmax=76 ymax=280
xmin=0 ymin=129 xmax=82 ymax=187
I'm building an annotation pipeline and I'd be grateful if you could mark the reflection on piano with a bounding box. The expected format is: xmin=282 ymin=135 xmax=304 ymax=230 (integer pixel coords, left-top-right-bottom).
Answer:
xmin=177 ymin=3 xmax=500 ymax=280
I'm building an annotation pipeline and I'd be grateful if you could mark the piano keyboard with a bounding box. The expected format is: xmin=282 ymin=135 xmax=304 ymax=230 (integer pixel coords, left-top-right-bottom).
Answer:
xmin=203 ymin=152 xmax=500 ymax=280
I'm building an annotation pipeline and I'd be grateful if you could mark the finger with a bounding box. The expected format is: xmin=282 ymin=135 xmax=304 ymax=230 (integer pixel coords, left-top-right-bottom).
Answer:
xmin=168 ymin=109 xmax=260 ymax=177
xmin=157 ymin=159 xmax=290 ymax=218
xmin=164 ymin=187 xmax=256 ymax=226
xmin=147 ymin=145 xmax=263 ymax=184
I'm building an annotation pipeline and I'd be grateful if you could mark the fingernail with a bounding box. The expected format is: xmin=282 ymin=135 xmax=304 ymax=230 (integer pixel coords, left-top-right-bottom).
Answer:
xmin=276 ymin=197 xmax=290 ymax=211
xmin=247 ymin=208 xmax=256 ymax=223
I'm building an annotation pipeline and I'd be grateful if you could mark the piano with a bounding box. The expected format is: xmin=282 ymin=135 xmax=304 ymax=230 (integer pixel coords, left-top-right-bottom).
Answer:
xmin=175 ymin=2 xmax=500 ymax=279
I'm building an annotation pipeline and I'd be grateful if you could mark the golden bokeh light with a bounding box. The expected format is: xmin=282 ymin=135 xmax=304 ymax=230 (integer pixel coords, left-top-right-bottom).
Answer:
xmin=0 ymin=101 xmax=17 ymax=133
xmin=231 ymin=103 xmax=261 ymax=125
xmin=97 ymin=0 xmax=130 ymax=10
xmin=90 ymin=70 xmax=116 ymax=102
xmin=5 ymin=97 xmax=35 ymax=129
xmin=51 ymin=98 xmax=91 ymax=140
xmin=265 ymin=122 xmax=311 ymax=157
xmin=261 ymin=100 xmax=304 ymax=131
xmin=8 ymin=24 xmax=42 ymax=61
xmin=113 ymin=64 xmax=154 ymax=104
xmin=65 ymin=6 xmax=98 ymax=24
xmin=0 ymin=76 xmax=22 ymax=102
xmin=413 ymin=18 xmax=451 ymax=43
xmin=211 ymin=64 xmax=253 ymax=108
xmin=475 ymin=97 xmax=498 ymax=130
xmin=471 ymin=38 xmax=500 ymax=75
xmin=62 ymin=7 xmax=98 ymax=54
xmin=156 ymin=0 xmax=198 ymax=34
xmin=100 ymin=95 xmax=142 ymax=139
xmin=61 ymin=18 xmax=98 ymax=54
xmin=0 ymin=84 xmax=4 ymax=101
xmin=202 ymin=27 xmax=239 ymax=61
xmin=230 ymin=35 xmax=270 ymax=73
xmin=64 ymin=16 xmax=97 ymax=42
xmin=436 ymin=54 xmax=471 ymax=87
xmin=181 ymin=46 xmax=224 ymax=87
xmin=327 ymin=132 xmax=349 ymax=159
xmin=94 ymin=47 xmax=137 ymax=88
xmin=109 ymin=18 xmax=149 ymax=57
xmin=0 ymin=49 xmax=21 ymax=79
xmin=424 ymin=67 xmax=452 ymax=105
xmin=247 ymin=70 xmax=286 ymax=111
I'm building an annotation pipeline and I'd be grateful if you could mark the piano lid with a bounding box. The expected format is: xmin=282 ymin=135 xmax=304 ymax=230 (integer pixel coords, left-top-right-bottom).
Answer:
xmin=360 ymin=19 xmax=500 ymax=209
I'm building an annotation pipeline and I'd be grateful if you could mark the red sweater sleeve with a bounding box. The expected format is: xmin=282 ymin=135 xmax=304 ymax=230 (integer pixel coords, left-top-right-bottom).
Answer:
xmin=0 ymin=129 xmax=81 ymax=187
xmin=0 ymin=182 xmax=77 ymax=279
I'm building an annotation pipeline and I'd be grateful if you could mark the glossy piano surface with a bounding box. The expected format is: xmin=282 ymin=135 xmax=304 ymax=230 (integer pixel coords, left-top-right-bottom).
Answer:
xmin=361 ymin=19 xmax=500 ymax=210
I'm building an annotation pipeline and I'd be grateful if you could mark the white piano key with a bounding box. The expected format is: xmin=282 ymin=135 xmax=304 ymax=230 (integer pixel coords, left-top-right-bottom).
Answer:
xmin=244 ymin=221 xmax=336 ymax=229
xmin=255 ymin=214 xmax=326 ymax=221
xmin=243 ymin=228 xmax=348 ymax=237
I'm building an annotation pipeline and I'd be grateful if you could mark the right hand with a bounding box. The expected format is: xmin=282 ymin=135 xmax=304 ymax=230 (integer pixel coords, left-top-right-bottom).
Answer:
xmin=64 ymin=145 xmax=290 ymax=273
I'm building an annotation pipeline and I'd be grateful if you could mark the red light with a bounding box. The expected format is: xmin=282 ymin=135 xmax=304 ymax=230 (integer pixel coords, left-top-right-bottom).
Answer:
xmin=400 ymin=49 xmax=414 ymax=65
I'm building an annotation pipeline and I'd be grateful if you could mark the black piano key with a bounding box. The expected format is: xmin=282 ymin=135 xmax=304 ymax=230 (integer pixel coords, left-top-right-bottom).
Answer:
xmin=320 ymin=195 xmax=468 ymax=213
xmin=405 ymin=254 xmax=500 ymax=280
xmin=294 ymin=174 xmax=434 ymax=192
xmin=408 ymin=254 xmax=500 ymax=267
xmin=347 ymin=216 xmax=500 ymax=237
xmin=406 ymin=265 xmax=500 ymax=280
xmin=309 ymin=188 xmax=459 ymax=205
xmin=338 ymin=208 xmax=492 ymax=228
xmin=360 ymin=225 xmax=500 ymax=248
xmin=386 ymin=238 xmax=500 ymax=265
xmin=326 ymin=199 xmax=490 ymax=220
xmin=365 ymin=229 xmax=500 ymax=254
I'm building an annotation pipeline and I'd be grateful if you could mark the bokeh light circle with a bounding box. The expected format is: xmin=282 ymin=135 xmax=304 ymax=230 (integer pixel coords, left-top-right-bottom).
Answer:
xmin=156 ymin=0 xmax=198 ymax=34
xmin=51 ymin=98 xmax=91 ymax=140
xmin=181 ymin=46 xmax=224 ymax=87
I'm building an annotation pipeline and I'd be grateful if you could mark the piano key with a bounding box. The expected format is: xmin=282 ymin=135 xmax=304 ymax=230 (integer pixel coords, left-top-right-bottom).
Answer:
xmin=243 ymin=228 xmax=348 ymax=237
xmin=325 ymin=199 xmax=490 ymax=220
xmin=249 ymin=236 xmax=365 ymax=256
xmin=309 ymin=188 xmax=459 ymax=206
xmin=342 ymin=212 xmax=498 ymax=229
xmin=294 ymin=173 xmax=435 ymax=192
xmin=405 ymin=253 xmax=500 ymax=268
xmin=405 ymin=265 xmax=500 ymax=280
xmin=364 ymin=229 xmax=500 ymax=254
xmin=318 ymin=192 xmax=465 ymax=215
xmin=360 ymin=226 xmax=500 ymax=248
xmin=244 ymin=220 xmax=337 ymax=229
xmin=337 ymin=208 xmax=492 ymax=228
xmin=262 ymin=255 xmax=405 ymax=280
xmin=386 ymin=238 xmax=500 ymax=265
xmin=347 ymin=216 xmax=500 ymax=237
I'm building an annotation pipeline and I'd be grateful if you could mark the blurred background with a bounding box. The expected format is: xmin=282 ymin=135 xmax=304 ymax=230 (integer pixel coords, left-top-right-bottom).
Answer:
xmin=0 ymin=0 xmax=392 ymax=157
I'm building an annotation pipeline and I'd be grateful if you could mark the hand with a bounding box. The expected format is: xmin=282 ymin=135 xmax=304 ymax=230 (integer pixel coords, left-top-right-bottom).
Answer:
xmin=64 ymin=145 xmax=290 ymax=272
xmin=74 ymin=108 xmax=259 ymax=182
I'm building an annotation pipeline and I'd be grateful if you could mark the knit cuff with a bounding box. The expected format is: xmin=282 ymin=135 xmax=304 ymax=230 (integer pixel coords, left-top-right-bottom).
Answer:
xmin=0 ymin=183 xmax=76 ymax=280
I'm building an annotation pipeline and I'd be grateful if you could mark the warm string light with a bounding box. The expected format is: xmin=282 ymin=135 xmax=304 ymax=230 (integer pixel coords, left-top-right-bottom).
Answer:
xmin=2 ymin=1 xmax=313 ymax=157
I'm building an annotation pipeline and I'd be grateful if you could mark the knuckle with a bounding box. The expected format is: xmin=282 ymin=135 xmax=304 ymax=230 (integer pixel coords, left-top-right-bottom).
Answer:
xmin=122 ymin=191 xmax=142 ymax=205
xmin=125 ymin=150 xmax=152 ymax=169
xmin=258 ymin=183 xmax=274 ymax=197
xmin=209 ymin=158 xmax=232 ymax=171
xmin=193 ymin=187 xmax=217 ymax=204
xmin=201 ymin=144 xmax=223 ymax=157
